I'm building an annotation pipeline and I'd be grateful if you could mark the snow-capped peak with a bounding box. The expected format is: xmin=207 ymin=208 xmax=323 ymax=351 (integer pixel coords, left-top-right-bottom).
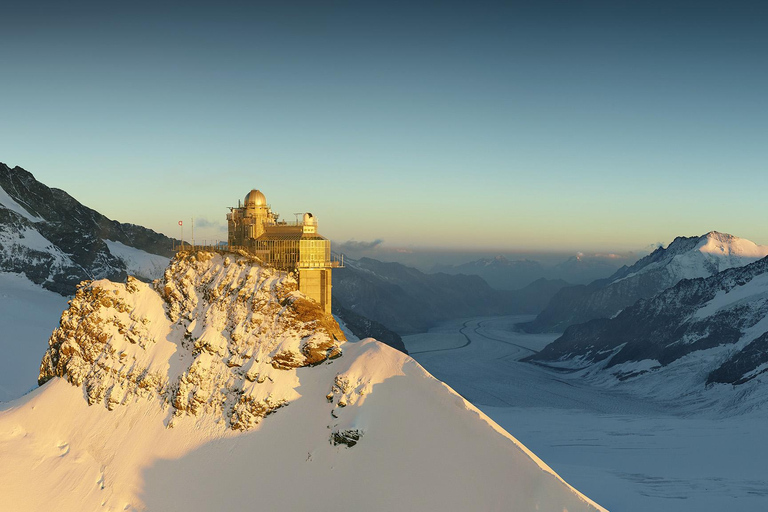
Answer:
xmin=697 ymin=231 xmax=768 ymax=259
xmin=613 ymin=231 xmax=768 ymax=284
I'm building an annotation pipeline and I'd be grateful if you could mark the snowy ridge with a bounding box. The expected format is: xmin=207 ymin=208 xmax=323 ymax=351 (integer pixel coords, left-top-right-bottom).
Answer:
xmin=531 ymin=255 xmax=768 ymax=413
xmin=1 ymin=252 xmax=605 ymax=511
xmin=614 ymin=231 xmax=768 ymax=284
xmin=526 ymin=231 xmax=768 ymax=333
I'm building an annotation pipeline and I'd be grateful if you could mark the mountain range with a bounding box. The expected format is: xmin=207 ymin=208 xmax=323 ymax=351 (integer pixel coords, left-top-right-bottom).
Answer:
xmin=333 ymin=256 xmax=568 ymax=334
xmin=523 ymin=231 xmax=768 ymax=333
xmin=0 ymin=163 xmax=175 ymax=294
xmin=431 ymin=253 xmax=625 ymax=290
xmin=526 ymin=248 xmax=768 ymax=412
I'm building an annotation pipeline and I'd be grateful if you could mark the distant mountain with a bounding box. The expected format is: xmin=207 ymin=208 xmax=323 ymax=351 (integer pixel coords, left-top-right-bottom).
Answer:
xmin=524 ymin=255 xmax=768 ymax=410
xmin=523 ymin=232 xmax=768 ymax=333
xmin=432 ymin=256 xmax=545 ymax=289
xmin=552 ymin=253 xmax=626 ymax=284
xmin=432 ymin=253 xmax=623 ymax=290
xmin=0 ymin=163 xmax=174 ymax=294
xmin=333 ymin=257 xmax=568 ymax=334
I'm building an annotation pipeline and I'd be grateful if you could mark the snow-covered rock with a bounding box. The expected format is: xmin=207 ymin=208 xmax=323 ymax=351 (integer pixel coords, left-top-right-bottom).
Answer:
xmin=0 ymin=163 xmax=173 ymax=294
xmin=39 ymin=251 xmax=344 ymax=429
xmin=0 ymin=164 xmax=173 ymax=401
xmin=1 ymin=251 xmax=605 ymax=511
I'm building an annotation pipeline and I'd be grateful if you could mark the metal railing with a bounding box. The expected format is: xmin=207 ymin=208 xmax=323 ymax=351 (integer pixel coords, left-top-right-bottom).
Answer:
xmin=174 ymin=244 xmax=344 ymax=269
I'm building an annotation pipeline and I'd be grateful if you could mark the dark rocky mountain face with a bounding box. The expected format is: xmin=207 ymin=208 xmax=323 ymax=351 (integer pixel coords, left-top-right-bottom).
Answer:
xmin=333 ymin=257 xmax=567 ymax=335
xmin=526 ymin=256 xmax=768 ymax=387
xmin=0 ymin=163 xmax=175 ymax=294
xmin=523 ymin=232 xmax=767 ymax=333
xmin=332 ymin=298 xmax=407 ymax=354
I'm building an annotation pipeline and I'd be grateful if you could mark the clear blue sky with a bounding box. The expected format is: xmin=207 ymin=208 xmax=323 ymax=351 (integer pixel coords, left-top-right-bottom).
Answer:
xmin=1 ymin=0 xmax=766 ymax=253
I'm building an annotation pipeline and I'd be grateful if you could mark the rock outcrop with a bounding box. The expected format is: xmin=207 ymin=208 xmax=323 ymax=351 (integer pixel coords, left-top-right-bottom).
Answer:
xmin=39 ymin=251 xmax=345 ymax=430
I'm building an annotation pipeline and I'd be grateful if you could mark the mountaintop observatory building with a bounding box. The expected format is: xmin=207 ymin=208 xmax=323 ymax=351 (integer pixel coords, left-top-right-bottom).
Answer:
xmin=227 ymin=189 xmax=338 ymax=314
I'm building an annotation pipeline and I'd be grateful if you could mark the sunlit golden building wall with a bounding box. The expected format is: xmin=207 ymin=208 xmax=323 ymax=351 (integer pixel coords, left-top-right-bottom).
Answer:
xmin=227 ymin=190 xmax=334 ymax=314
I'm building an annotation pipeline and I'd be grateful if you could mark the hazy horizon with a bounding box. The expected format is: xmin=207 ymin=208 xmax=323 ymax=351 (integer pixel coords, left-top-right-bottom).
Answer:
xmin=331 ymin=239 xmax=644 ymax=267
xmin=2 ymin=1 xmax=766 ymax=252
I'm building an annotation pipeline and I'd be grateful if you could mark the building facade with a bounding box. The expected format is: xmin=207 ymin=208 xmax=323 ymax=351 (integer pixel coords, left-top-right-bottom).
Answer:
xmin=227 ymin=189 xmax=336 ymax=314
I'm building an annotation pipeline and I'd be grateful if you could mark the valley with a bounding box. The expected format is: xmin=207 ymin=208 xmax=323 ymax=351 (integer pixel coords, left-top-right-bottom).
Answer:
xmin=404 ymin=315 xmax=768 ymax=512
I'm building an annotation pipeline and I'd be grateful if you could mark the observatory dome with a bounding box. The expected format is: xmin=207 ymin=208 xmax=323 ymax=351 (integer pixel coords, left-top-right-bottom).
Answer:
xmin=303 ymin=212 xmax=316 ymax=226
xmin=244 ymin=189 xmax=267 ymax=207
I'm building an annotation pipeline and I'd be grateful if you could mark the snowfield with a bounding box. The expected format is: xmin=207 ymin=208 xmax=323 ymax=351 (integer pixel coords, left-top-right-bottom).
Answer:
xmin=0 ymin=254 xmax=604 ymax=512
xmin=405 ymin=315 xmax=768 ymax=512
xmin=104 ymin=239 xmax=170 ymax=281
xmin=0 ymin=273 xmax=69 ymax=401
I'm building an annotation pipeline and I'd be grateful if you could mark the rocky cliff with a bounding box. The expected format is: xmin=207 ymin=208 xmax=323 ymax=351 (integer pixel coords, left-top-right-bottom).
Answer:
xmin=39 ymin=251 xmax=344 ymax=430
xmin=0 ymin=163 xmax=174 ymax=294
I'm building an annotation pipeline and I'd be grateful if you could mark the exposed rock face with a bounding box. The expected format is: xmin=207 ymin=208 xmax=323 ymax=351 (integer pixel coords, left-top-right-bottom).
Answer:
xmin=39 ymin=251 xmax=345 ymax=430
xmin=332 ymin=298 xmax=407 ymax=353
xmin=524 ymin=232 xmax=768 ymax=333
xmin=526 ymin=256 xmax=768 ymax=390
xmin=0 ymin=163 xmax=174 ymax=294
xmin=331 ymin=429 xmax=363 ymax=447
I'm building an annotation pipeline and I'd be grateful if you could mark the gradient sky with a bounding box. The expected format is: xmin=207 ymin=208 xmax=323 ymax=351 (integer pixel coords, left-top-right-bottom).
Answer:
xmin=2 ymin=0 xmax=766 ymax=253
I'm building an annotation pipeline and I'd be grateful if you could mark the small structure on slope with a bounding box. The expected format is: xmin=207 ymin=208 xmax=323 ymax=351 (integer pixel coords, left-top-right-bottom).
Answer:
xmin=227 ymin=189 xmax=339 ymax=314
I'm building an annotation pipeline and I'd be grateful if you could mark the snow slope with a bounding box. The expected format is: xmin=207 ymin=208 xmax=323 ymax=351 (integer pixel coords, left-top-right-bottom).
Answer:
xmin=0 ymin=183 xmax=42 ymax=222
xmin=0 ymin=252 xmax=604 ymax=512
xmin=0 ymin=273 xmax=68 ymax=401
xmin=104 ymin=239 xmax=170 ymax=281
xmin=405 ymin=316 xmax=768 ymax=512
